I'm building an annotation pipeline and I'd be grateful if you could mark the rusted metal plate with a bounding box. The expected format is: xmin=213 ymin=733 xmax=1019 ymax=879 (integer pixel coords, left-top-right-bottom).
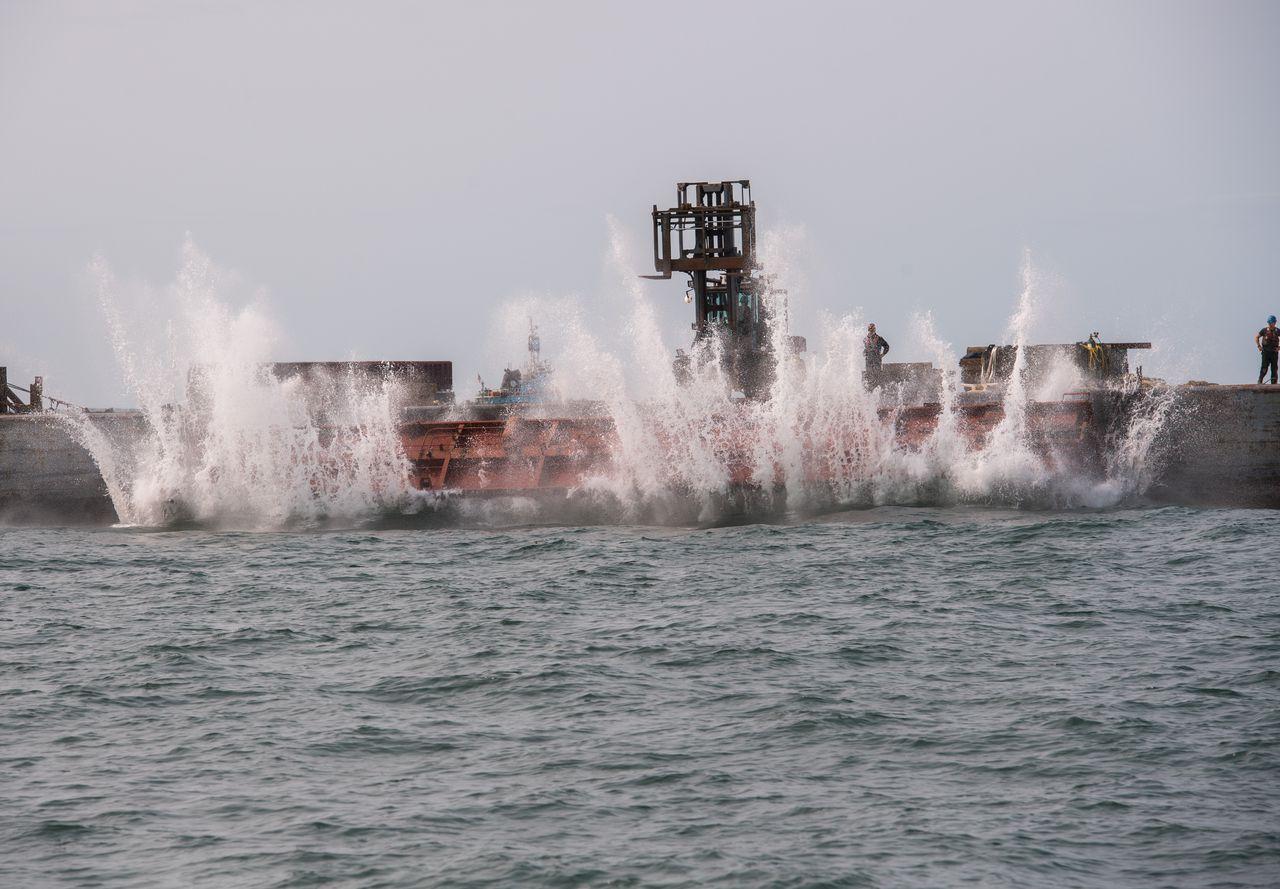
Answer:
xmin=399 ymin=400 xmax=1108 ymax=497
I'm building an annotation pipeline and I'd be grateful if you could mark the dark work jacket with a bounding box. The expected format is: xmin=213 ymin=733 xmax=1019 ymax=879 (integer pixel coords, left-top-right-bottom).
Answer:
xmin=865 ymin=334 xmax=890 ymax=365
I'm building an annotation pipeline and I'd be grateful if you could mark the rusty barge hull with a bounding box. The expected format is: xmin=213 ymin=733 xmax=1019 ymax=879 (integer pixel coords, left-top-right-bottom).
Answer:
xmin=402 ymin=417 xmax=615 ymax=493
xmin=398 ymin=399 xmax=1102 ymax=498
xmin=1 ymin=384 xmax=1276 ymax=525
xmin=397 ymin=386 xmax=1279 ymax=509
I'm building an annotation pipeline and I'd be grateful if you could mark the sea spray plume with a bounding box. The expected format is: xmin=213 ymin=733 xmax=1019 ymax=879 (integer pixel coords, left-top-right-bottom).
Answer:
xmin=752 ymin=226 xmax=980 ymax=510
xmin=1092 ymin=314 xmax=1184 ymax=503
xmin=596 ymin=222 xmax=910 ymax=515
xmin=70 ymin=254 xmax=179 ymax=522
xmin=489 ymin=292 xmax=579 ymax=402
xmin=523 ymin=301 xmax=679 ymax=516
xmin=754 ymin=226 xmax=814 ymax=502
xmin=894 ymin=309 xmax=963 ymax=500
xmin=483 ymin=290 xmax=687 ymax=522
xmin=1097 ymin=315 xmax=1183 ymax=502
xmin=949 ymin=250 xmax=1050 ymax=501
xmin=490 ymin=224 xmax=778 ymax=522
xmin=1033 ymin=349 xmax=1086 ymax=403
xmin=609 ymin=214 xmax=676 ymax=402
xmin=1085 ymin=374 xmax=1178 ymax=506
xmin=73 ymin=239 xmax=415 ymax=528
xmin=604 ymin=221 xmax=742 ymax=519
xmin=67 ymin=230 xmax=1180 ymax=528
xmin=529 ymin=220 xmax=912 ymax=517
xmin=699 ymin=227 xmax=883 ymax=511
xmin=802 ymin=316 xmax=898 ymax=506
xmin=572 ymin=230 xmax=1176 ymax=514
xmin=484 ymin=236 xmax=1175 ymax=519
xmin=759 ymin=222 xmax=897 ymax=507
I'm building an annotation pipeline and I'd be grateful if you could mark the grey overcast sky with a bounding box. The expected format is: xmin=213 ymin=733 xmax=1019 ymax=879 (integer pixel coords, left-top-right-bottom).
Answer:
xmin=2 ymin=0 xmax=1277 ymax=405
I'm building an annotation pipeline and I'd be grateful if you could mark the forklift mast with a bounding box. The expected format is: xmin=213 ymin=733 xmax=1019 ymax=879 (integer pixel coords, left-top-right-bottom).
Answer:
xmin=644 ymin=181 xmax=781 ymax=394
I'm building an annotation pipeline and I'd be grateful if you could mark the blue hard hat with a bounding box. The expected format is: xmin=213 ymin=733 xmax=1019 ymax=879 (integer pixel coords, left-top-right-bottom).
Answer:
xmin=1270 ymin=315 xmax=1278 ymax=324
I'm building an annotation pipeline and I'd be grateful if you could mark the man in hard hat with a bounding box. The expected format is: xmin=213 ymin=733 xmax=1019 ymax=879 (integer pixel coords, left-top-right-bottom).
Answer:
xmin=1258 ymin=315 xmax=1279 ymax=385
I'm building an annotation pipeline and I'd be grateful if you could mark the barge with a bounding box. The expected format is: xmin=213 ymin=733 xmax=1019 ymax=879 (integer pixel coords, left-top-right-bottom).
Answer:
xmin=1 ymin=180 xmax=1276 ymax=523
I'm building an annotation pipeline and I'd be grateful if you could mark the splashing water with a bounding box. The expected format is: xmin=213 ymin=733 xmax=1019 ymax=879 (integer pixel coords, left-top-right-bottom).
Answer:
xmin=1092 ymin=375 xmax=1180 ymax=506
xmin=68 ymin=234 xmax=1175 ymax=529
xmin=944 ymin=250 xmax=1051 ymax=501
xmin=491 ymin=237 xmax=1175 ymax=519
xmin=66 ymin=239 xmax=417 ymax=529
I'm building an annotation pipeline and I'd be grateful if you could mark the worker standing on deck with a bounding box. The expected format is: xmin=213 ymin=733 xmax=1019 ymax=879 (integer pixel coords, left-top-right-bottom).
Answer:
xmin=1258 ymin=315 xmax=1279 ymax=385
xmin=863 ymin=323 xmax=891 ymax=389
xmin=864 ymin=323 xmax=890 ymax=369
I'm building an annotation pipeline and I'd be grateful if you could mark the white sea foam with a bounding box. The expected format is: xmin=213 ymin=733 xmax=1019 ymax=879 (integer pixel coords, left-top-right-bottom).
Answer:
xmin=69 ymin=235 xmax=1173 ymax=528
xmin=501 ymin=236 xmax=1174 ymax=517
xmin=67 ymin=239 xmax=419 ymax=529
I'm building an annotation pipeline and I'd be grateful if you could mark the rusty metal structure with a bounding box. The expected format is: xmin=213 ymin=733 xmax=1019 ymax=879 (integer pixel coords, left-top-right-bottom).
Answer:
xmin=644 ymin=181 xmax=780 ymax=396
xmin=394 ymin=398 xmax=1103 ymax=498
xmin=403 ymin=417 xmax=613 ymax=493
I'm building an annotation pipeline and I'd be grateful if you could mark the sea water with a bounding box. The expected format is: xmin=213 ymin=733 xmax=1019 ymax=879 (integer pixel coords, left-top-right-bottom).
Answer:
xmin=6 ymin=243 xmax=1273 ymax=886
xmin=2 ymin=509 xmax=1276 ymax=887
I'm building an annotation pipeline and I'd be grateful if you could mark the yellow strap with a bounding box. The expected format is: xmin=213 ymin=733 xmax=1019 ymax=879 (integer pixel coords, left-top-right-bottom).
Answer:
xmin=1080 ymin=341 xmax=1107 ymax=372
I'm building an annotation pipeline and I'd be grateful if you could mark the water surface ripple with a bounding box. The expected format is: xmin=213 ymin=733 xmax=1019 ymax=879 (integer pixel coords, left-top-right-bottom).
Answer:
xmin=2 ymin=507 xmax=1277 ymax=887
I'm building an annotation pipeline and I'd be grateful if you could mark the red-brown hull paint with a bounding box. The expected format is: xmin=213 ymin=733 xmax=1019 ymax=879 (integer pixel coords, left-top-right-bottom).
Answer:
xmin=400 ymin=400 xmax=1100 ymax=495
